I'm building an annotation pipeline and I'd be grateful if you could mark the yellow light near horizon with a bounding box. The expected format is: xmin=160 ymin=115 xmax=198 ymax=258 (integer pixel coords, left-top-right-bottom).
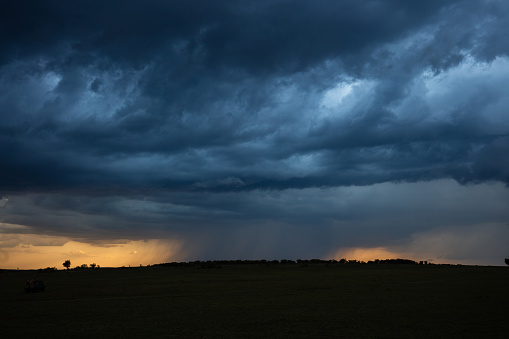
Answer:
xmin=0 ymin=237 xmax=184 ymax=270
xmin=329 ymin=247 xmax=411 ymax=262
xmin=328 ymin=246 xmax=481 ymax=265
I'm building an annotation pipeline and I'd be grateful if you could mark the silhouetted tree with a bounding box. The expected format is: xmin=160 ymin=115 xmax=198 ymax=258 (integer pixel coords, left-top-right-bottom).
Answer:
xmin=63 ymin=260 xmax=71 ymax=270
xmin=90 ymin=263 xmax=97 ymax=269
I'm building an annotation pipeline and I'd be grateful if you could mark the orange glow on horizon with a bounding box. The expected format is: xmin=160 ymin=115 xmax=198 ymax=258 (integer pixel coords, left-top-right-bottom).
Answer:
xmin=328 ymin=246 xmax=482 ymax=265
xmin=329 ymin=247 xmax=411 ymax=262
xmin=0 ymin=235 xmax=185 ymax=270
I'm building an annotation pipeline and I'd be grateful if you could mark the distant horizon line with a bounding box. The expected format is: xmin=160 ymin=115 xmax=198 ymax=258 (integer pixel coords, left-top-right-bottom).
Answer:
xmin=3 ymin=257 xmax=508 ymax=270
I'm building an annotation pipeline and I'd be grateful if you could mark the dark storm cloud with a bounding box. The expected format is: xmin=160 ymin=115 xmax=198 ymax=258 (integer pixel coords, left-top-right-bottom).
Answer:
xmin=0 ymin=1 xmax=456 ymax=71
xmin=1 ymin=0 xmax=508 ymax=194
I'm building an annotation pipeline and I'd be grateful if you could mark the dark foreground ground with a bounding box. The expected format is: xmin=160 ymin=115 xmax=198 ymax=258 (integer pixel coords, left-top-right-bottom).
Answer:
xmin=1 ymin=263 xmax=508 ymax=338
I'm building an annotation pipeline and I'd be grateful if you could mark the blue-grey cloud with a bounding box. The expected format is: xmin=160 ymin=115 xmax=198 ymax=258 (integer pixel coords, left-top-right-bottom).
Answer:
xmin=1 ymin=0 xmax=508 ymax=194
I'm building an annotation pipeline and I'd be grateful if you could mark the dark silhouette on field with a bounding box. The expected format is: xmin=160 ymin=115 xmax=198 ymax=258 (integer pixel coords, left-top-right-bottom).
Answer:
xmin=24 ymin=279 xmax=45 ymax=293
xmin=505 ymin=258 xmax=509 ymax=266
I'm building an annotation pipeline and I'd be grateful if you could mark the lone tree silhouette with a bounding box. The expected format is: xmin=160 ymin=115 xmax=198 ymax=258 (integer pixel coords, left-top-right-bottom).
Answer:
xmin=63 ymin=260 xmax=71 ymax=270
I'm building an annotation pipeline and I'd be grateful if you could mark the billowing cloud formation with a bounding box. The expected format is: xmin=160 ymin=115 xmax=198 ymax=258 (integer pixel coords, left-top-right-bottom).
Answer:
xmin=1 ymin=1 xmax=509 ymax=267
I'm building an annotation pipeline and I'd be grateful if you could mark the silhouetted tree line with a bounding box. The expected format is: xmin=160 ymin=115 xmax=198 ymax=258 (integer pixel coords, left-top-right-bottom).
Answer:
xmin=151 ymin=258 xmax=427 ymax=268
xmin=59 ymin=260 xmax=100 ymax=270
xmin=366 ymin=258 xmax=422 ymax=265
xmin=73 ymin=263 xmax=100 ymax=269
xmin=41 ymin=258 xmax=435 ymax=271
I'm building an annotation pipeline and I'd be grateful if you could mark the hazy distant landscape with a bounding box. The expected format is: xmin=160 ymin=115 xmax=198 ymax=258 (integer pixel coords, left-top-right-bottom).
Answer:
xmin=2 ymin=261 xmax=507 ymax=338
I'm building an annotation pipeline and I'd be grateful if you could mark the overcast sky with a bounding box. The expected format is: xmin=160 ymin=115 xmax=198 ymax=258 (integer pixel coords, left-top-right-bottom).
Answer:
xmin=1 ymin=0 xmax=509 ymax=268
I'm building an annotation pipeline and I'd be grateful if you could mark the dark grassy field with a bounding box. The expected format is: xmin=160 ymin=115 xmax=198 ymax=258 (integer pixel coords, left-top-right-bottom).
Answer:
xmin=1 ymin=263 xmax=508 ymax=338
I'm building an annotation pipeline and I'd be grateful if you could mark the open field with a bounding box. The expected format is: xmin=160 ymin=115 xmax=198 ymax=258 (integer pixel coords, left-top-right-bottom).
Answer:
xmin=1 ymin=263 xmax=508 ymax=338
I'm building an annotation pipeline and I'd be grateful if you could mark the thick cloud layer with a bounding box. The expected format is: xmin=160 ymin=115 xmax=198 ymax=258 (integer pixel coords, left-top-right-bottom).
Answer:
xmin=1 ymin=1 xmax=509 ymax=266
xmin=2 ymin=0 xmax=508 ymax=193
